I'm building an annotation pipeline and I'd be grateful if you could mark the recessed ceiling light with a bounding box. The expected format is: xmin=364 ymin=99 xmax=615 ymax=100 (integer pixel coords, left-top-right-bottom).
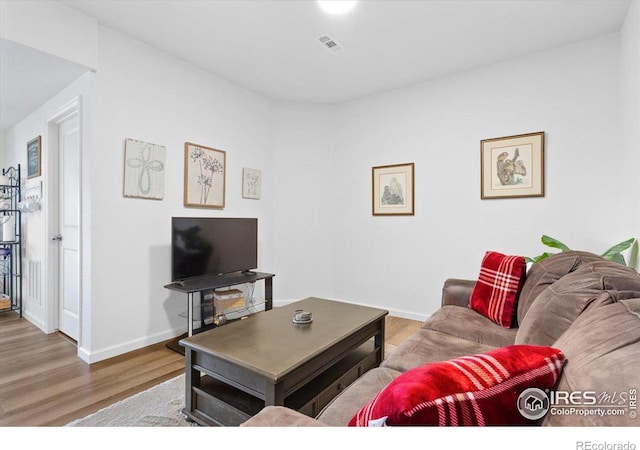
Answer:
xmin=317 ymin=1 xmax=358 ymax=15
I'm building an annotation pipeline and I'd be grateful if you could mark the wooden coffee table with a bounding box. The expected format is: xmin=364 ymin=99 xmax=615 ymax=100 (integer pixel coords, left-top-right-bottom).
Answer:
xmin=179 ymin=297 xmax=388 ymax=426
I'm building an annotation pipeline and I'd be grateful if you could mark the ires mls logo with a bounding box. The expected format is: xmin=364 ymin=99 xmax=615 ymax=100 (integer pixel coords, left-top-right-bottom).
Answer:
xmin=517 ymin=388 xmax=638 ymax=420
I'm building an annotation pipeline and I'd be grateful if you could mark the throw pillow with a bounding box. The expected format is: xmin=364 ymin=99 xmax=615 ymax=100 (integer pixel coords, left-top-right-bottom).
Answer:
xmin=348 ymin=345 xmax=564 ymax=427
xmin=469 ymin=251 xmax=526 ymax=328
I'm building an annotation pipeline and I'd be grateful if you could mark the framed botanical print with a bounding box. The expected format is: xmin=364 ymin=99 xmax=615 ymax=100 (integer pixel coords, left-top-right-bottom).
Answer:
xmin=481 ymin=131 xmax=545 ymax=199
xmin=242 ymin=168 xmax=262 ymax=200
xmin=372 ymin=162 xmax=415 ymax=216
xmin=184 ymin=142 xmax=226 ymax=208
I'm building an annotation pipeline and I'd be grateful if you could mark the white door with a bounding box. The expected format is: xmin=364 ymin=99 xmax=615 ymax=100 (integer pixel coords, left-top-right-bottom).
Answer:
xmin=56 ymin=113 xmax=80 ymax=340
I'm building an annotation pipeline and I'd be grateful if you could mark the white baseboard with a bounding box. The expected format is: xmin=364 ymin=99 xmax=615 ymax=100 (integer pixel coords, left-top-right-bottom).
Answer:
xmin=22 ymin=310 xmax=46 ymax=332
xmin=81 ymin=326 xmax=185 ymax=364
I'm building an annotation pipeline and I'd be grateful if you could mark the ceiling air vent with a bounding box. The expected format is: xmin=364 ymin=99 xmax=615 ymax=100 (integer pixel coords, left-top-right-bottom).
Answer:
xmin=318 ymin=35 xmax=344 ymax=53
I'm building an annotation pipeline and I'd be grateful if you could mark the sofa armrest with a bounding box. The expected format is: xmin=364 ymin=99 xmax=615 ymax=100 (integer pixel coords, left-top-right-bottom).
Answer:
xmin=441 ymin=278 xmax=476 ymax=307
xmin=240 ymin=406 xmax=328 ymax=427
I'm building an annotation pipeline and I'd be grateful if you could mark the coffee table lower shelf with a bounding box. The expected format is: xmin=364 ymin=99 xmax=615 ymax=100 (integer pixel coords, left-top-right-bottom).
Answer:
xmin=183 ymin=340 xmax=378 ymax=426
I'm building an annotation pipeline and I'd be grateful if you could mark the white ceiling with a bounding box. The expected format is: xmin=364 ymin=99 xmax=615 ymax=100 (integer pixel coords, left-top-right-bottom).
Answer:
xmin=62 ymin=0 xmax=631 ymax=103
xmin=0 ymin=0 xmax=632 ymax=133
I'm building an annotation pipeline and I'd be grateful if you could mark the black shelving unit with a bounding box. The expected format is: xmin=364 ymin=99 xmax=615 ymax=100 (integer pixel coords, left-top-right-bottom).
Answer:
xmin=164 ymin=271 xmax=274 ymax=354
xmin=1 ymin=165 xmax=23 ymax=317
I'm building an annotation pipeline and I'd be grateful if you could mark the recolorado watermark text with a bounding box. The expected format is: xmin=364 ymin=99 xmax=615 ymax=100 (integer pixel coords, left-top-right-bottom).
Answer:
xmin=576 ymin=442 xmax=636 ymax=450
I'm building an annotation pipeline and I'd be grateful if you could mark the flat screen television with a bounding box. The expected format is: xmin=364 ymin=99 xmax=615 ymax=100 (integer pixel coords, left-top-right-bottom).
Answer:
xmin=171 ymin=217 xmax=258 ymax=282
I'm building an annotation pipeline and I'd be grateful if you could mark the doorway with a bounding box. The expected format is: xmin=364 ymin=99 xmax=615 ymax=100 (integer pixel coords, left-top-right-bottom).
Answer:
xmin=46 ymin=97 xmax=82 ymax=345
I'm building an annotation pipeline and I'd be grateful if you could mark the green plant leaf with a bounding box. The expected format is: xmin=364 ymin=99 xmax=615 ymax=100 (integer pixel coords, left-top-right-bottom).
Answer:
xmin=609 ymin=253 xmax=626 ymax=265
xmin=541 ymin=235 xmax=571 ymax=252
xmin=629 ymin=240 xmax=638 ymax=270
xmin=525 ymin=252 xmax=554 ymax=264
xmin=601 ymin=238 xmax=636 ymax=260
xmin=534 ymin=252 xmax=554 ymax=262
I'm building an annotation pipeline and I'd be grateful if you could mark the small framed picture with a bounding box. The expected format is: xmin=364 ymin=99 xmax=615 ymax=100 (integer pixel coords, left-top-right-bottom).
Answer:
xmin=242 ymin=168 xmax=262 ymax=200
xmin=27 ymin=136 xmax=42 ymax=179
xmin=372 ymin=162 xmax=415 ymax=216
xmin=184 ymin=142 xmax=226 ymax=208
xmin=481 ymin=131 xmax=544 ymax=199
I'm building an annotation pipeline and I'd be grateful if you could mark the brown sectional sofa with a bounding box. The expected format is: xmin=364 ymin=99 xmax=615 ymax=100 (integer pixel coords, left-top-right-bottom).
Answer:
xmin=241 ymin=251 xmax=640 ymax=427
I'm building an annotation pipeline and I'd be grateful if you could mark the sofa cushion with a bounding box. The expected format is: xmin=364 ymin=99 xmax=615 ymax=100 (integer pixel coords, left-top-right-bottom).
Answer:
xmin=240 ymin=406 xmax=328 ymax=427
xmin=469 ymin=251 xmax=526 ymax=328
xmin=517 ymin=251 xmax=604 ymax=324
xmin=423 ymin=305 xmax=517 ymax=348
xmin=581 ymin=259 xmax=640 ymax=291
xmin=349 ymin=345 xmax=565 ymax=426
xmin=380 ymin=328 xmax=497 ymax=373
xmin=441 ymin=278 xmax=476 ymax=307
xmin=316 ymin=367 xmax=401 ymax=426
xmin=543 ymin=297 xmax=640 ymax=426
xmin=515 ymin=262 xmax=640 ymax=346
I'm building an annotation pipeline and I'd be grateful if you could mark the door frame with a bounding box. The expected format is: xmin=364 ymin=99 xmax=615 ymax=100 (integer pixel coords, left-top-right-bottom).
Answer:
xmin=44 ymin=96 xmax=84 ymax=354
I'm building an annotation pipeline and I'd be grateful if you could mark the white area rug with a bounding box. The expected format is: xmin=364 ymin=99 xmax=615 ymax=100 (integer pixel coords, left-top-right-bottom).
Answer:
xmin=65 ymin=374 xmax=197 ymax=427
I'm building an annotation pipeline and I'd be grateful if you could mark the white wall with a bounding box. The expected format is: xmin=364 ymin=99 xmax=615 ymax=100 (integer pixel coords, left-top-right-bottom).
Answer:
xmin=621 ymin=0 xmax=640 ymax=264
xmin=76 ymin=19 xmax=640 ymax=362
xmin=330 ymin=33 xmax=629 ymax=320
xmin=272 ymin=104 xmax=336 ymax=302
xmin=86 ymin=26 xmax=275 ymax=361
xmin=0 ymin=131 xmax=5 ymax=167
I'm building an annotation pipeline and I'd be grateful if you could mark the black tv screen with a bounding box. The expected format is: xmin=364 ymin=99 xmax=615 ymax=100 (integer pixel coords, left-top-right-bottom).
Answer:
xmin=171 ymin=217 xmax=257 ymax=281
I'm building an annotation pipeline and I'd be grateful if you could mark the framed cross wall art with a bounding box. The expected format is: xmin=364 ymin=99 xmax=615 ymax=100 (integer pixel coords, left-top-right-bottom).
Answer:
xmin=123 ymin=138 xmax=166 ymax=200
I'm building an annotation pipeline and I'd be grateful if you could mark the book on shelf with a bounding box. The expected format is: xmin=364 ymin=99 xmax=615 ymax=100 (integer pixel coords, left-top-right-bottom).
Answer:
xmin=214 ymin=289 xmax=245 ymax=310
xmin=214 ymin=289 xmax=243 ymax=300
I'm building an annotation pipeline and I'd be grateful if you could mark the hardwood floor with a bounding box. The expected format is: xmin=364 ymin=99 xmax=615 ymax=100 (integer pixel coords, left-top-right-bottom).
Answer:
xmin=0 ymin=311 xmax=421 ymax=427
xmin=0 ymin=311 xmax=184 ymax=426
